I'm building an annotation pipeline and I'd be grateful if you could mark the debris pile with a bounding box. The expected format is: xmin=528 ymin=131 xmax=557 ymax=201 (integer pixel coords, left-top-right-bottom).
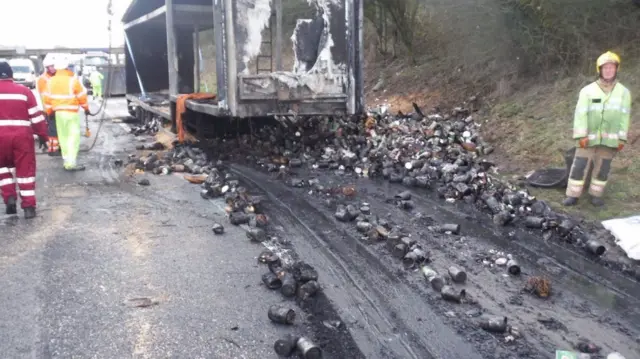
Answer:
xmin=129 ymin=117 xmax=162 ymax=136
xmin=189 ymin=103 xmax=609 ymax=258
xmin=421 ymin=265 xmax=468 ymax=303
xmin=476 ymin=250 xmax=522 ymax=276
xmin=259 ymin=253 xmax=325 ymax=357
xmin=524 ymin=276 xmax=552 ymax=298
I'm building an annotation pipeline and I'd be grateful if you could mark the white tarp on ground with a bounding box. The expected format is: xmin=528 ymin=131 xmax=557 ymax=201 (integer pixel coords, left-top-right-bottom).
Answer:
xmin=602 ymin=215 xmax=640 ymax=260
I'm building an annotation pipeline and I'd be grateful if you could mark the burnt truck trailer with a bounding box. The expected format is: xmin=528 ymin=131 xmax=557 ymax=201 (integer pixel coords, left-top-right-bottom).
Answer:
xmin=121 ymin=0 xmax=364 ymax=137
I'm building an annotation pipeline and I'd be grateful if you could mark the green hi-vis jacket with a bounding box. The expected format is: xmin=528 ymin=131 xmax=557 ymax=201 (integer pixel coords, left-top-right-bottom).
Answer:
xmin=573 ymin=81 xmax=631 ymax=148
xmin=89 ymin=71 xmax=104 ymax=86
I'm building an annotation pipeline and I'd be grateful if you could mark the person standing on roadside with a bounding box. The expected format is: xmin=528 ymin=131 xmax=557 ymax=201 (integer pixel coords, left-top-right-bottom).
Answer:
xmin=0 ymin=61 xmax=48 ymax=219
xmin=36 ymin=59 xmax=60 ymax=156
xmin=43 ymin=58 xmax=90 ymax=171
xmin=564 ymin=51 xmax=631 ymax=207
xmin=89 ymin=68 xmax=104 ymax=100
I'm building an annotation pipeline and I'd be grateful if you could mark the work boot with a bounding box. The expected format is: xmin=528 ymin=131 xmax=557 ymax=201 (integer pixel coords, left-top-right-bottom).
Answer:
xmin=591 ymin=197 xmax=605 ymax=207
xmin=563 ymin=197 xmax=578 ymax=206
xmin=5 ymin=196 xmax=17 ymax=215
xmin=64 ymin=164 xmax=86 ymax=172
xmin=24 ymin=207 xmax=36 ymax=219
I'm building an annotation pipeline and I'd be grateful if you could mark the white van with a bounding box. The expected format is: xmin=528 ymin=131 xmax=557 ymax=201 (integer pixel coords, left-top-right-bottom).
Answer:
xmin=8 ymin=58 xmax=36 ymax=89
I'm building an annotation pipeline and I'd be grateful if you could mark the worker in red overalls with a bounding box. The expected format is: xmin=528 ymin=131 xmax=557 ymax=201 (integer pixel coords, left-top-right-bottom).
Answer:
xmin=0 ymin=61 xmax=48 ymax=219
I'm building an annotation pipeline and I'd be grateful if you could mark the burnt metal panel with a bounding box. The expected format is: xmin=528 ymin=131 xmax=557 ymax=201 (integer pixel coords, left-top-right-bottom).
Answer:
xmin=354 ymin=0 xmax=364 ymax=114
xmin=102 ymin=65 xmax=127 ymax=96
xmin=292 ymin=17 xmax=325 ymax=72
xmin=213 ymin=0 xmax=228 ymax=105
xmin=327 ymin=2 xmax=347 ymax=66
xmin=177 ymin=28 xmax=195 ymax=93
xmin=232 ymin=0 xmax=248 ymax=74
xmin=124 ymin=26 xmax=169 ymax=94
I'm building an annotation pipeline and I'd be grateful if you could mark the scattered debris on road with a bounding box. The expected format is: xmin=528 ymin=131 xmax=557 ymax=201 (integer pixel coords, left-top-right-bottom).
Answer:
xmin=211 ymin=223 xmax=224 ymax=235
xmin=525 ymin=276 xmax=552 ymax=298
xmin=124 ymin=297 xmax=159 ymax=308
xmin=117 ymin=100 xmax=639 ymax=358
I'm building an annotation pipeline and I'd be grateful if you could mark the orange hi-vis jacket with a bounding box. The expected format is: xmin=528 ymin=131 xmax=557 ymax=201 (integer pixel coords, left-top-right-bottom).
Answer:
xmin=36 ymin=72 xmax=52 ymax=102
xmin=43 ymin=69 xmax=88 ymax=115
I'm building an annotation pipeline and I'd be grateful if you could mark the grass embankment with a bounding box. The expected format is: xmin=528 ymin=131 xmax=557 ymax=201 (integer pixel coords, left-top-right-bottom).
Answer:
xmin=365 ymin=60 xmax=640 ymax=221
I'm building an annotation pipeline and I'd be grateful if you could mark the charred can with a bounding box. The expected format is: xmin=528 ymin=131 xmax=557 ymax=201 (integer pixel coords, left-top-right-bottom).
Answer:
xmin=403 ymin=249 xmax=428 ymax=269
xmin=524 ymin=216 xmax=545 ymax=229
xmin=229 ymin=212 xmax=250 ymax=225
xmin=585 ymin=238 xmax=606 ymax=256
xmin=296 ymin=337 xmax=323 ymax=359
xmin=493 ymin=211 xmax=512 ymax=226
xmin=484 ymin=196 xmax=502 ymax=214
xmin=421 ymin=266 xmax=445 ymax=292
xmin=448 ymin=266 xmax=467 ymax=283
xmin=274 ymin=335 xmax=298 ymax=356
xmin=506 ymin=259 xmax=521 ymax=276
xmin=258 ymin=250 xmax=280 ymax=266
xmin=440 ymin=223 xmax=461 ymax=234
xmin=211 ymin=223 xmax=224 ymax=235
xmin=557 ymin=219 xmax=575 ymax=236
xmin=392 ymin=243 xmax=408 ymax=259
xmin=268 ymin=261 xmax=283 ymax=275
xmin=398 ymin=200 xmax=414 ymax=210
xmin=479 ymin=316 xmax=508 ymax=333
xmin=356 ymin=221 xmax=373 ymax=233
xmin=268 ymin=305 xmax=296 ymax=325
xmin=297 ymin=280 xmax=320 ymax=299
xmin=247 ymin=228 xmax=267 ymax=242
xmin=441 ymin=286 xmax=466 ymax=303
xmin=262 ymin=272 xmax=282 ymax=289
xmin=395 ymin=190 xmax=412 ymax=200
xmin=280 ymin=272 xmax=298 ymax=297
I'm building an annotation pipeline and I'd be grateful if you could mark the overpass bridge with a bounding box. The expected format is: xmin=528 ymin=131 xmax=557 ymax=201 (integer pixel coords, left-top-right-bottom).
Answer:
xmin=0 ymin=47 xmax=125 ymax=58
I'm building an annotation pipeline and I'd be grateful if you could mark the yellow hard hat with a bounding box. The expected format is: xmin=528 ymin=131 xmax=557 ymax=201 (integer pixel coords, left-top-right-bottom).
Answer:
xmin=596 ymin=51 xmax=620 ymax=73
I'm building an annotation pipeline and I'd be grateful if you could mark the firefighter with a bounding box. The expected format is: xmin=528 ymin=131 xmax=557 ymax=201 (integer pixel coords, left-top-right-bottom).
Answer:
xmin=36 ymin=59 xmax=60 ymax=156
xmin=89 ymin=67 xmax=104 ymax=100
xmin=564 ymin=51 xmax=631 ymax=207
xmin=0 ymin=61 xmax=48 ymax=218
xmin=43 ymin=58 xmax=90 ymax=171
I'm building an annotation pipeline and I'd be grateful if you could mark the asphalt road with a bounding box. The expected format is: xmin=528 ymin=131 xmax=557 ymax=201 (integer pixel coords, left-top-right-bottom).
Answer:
xmin=0 ymin=95 xmax=300 ymax=358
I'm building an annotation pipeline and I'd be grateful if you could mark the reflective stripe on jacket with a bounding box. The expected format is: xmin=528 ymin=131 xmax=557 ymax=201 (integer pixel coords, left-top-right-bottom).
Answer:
xmin=43 ymin=69 xmax=88 ymax=114
xmin=573 ymin=81 xmax=631 ymax=148
xmin=0 ymin=79 xmax=48 ymax=138
xmin=36 ymin=73 xmax=52 ymax=100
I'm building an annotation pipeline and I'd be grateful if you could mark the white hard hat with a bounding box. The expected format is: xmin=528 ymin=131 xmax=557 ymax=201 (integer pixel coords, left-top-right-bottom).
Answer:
xmin=43 ymin=58 xmax=55 ymax=67
xmin=54 ymin=59 xmax=70 ymax=70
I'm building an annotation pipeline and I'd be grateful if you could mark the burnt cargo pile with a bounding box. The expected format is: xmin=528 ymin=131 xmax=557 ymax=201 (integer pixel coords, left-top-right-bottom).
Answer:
xmin=120 ymin=112 xmax=639 ymax=357
xmin=127 ymin=101 xmax=637 ymax=279
xmin=164 ymin=103 xmax=631 ymax=270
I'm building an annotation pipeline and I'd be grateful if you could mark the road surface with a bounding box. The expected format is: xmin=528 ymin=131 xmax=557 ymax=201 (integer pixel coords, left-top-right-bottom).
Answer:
xmin=0 ymin=94 xmax=327 ymax=358
xmin=0 ymin=91 xmax=638 ymax=358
